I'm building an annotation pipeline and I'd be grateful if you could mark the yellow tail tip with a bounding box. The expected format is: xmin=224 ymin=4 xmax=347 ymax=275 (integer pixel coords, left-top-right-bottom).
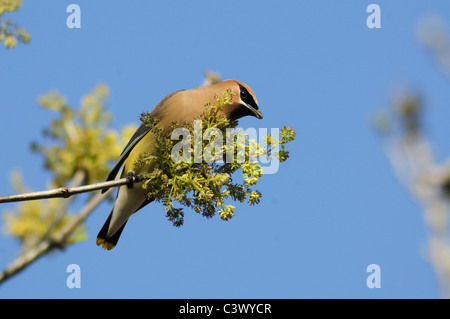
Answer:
xmin=96 ymin=237 xmax=115 ymax=250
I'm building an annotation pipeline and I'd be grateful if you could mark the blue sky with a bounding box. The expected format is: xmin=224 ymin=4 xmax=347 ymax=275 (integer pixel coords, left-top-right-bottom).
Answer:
xmin=1 ymin=0 xmax=450 ymax=298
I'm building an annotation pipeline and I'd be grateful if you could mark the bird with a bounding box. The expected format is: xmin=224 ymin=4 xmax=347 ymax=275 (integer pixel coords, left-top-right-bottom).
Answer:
xmin=96 ymin=80 xmax=263 ymax=250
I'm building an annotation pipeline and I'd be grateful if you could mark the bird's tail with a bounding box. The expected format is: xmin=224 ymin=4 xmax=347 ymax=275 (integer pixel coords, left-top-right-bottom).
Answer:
xmin=96 ymin=211 xmax=128 ymax=250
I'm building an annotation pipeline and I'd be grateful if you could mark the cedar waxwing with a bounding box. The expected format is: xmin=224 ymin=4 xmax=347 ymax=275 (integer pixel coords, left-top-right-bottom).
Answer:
xmin=96 ymin=80 xmax=262 ymax=250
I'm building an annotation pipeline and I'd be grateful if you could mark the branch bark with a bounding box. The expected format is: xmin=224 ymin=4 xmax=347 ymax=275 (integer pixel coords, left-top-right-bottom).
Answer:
xmin=0 ymin=175 xmax=139 ymax=203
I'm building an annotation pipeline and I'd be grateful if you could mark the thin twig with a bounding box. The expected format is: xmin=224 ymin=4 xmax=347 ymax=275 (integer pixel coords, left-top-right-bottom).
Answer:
xmin=0 ymin=175 xmax=143 ymax=204
xmin=40 ymin=170 xmax=86 ymax=244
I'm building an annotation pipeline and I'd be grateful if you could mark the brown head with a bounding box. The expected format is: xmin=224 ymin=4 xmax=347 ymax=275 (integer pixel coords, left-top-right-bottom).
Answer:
xmin=149 ymin=80 xmax=263 ymax=126
xmin=207 ymin=80 xmax=263 ymax=122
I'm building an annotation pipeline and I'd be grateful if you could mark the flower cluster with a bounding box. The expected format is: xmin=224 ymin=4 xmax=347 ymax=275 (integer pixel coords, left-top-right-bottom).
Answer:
xmin=137 ymin=89 xmax=296 ymax=226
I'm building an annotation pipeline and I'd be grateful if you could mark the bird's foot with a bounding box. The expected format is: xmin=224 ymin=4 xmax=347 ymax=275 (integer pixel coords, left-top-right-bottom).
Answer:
xmin=126 ymin=172 xmax=140 ymax=189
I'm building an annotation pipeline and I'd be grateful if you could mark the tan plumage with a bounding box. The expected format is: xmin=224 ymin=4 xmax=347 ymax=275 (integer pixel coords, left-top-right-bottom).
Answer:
xmin=96 ymin=80 xmax=262 ymax=250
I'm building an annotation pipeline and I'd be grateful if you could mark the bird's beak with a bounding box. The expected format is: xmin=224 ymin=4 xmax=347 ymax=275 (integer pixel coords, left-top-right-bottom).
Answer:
xmin=252 ymin=108 xmax=263 ymax=119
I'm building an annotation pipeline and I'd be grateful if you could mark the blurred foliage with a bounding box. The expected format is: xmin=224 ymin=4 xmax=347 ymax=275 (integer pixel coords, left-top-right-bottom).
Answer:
xmin=3 ymin=171 xmax=86 ymax=250
xmin=417 ymin=14 xmax=450 ymax=79
xmin=373 ymin=91 xmax=423 ymax=139
xmin=138 ymin=89 xmax=296 ymax=226
xmin=0 ymin=0 xmax=30 ymax=49
xmin=33 ymin=84 xmax=136 ymax=187
xmin=374 ymin=15 xmax=450 ymax=298
xmin=3 ymin=84 xmax=136 ymax=250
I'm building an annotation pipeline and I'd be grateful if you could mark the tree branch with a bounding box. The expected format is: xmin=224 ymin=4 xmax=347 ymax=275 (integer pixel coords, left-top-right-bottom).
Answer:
xmin=0 ymin=174 xmax=144 ymax=204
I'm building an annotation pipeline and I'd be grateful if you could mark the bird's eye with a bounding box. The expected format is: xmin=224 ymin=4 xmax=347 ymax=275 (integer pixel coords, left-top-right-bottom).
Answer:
xmin=240 ymin=89 xmax=248 ymax=99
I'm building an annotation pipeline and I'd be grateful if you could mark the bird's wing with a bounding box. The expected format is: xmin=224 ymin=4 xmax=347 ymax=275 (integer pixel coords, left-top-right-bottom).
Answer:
xmin=105 ymin=122 xmax=151 ymax=182
xmin=102 ymin=89 xmax=186 ymax=192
